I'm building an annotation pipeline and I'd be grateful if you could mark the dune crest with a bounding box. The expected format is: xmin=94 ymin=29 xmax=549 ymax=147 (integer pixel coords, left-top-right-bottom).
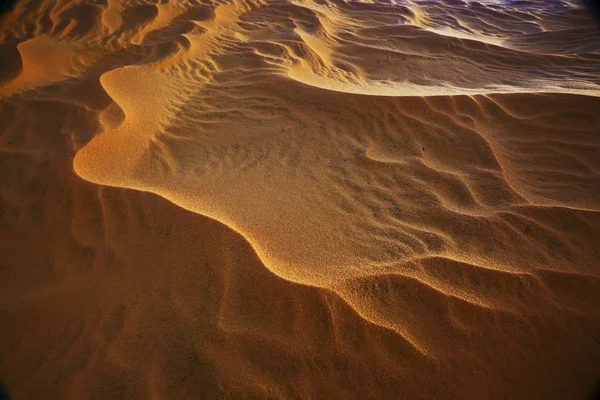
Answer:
xmin=0 ymin=36 xmax=101 ymax=96
xmin=67 ymin=0 xmax=600 ymax=352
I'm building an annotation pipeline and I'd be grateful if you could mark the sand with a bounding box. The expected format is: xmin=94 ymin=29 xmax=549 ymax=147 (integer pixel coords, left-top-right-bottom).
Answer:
xmin=1 ymin=0 xmax=600 ymax=399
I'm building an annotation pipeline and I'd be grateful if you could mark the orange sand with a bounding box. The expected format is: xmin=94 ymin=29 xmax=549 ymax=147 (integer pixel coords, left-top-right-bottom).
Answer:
xmin=1 ymin=0 xmax=600 ymax=399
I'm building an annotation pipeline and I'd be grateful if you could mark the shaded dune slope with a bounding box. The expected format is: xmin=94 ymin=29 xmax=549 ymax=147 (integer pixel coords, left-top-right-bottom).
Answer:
xmin=1 ymin=0 xmax=600 ymax=399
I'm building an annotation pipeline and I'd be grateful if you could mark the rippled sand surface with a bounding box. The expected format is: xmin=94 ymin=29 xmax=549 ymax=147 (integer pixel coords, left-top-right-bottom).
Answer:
xmin=1 ymin=0 xmax=600 ymax=398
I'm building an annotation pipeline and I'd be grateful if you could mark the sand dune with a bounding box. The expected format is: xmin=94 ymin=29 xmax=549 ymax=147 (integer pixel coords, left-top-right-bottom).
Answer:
xmin=1 ymin=0 xmax=600 ymax=399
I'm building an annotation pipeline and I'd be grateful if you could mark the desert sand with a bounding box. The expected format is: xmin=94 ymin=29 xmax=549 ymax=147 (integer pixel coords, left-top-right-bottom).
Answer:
xmin=1 ymin=0 xmax=600 ymax=398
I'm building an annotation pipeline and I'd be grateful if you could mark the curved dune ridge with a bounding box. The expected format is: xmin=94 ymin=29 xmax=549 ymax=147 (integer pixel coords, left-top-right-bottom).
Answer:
xmin=1 ymin=0 xmax=600 ymax=399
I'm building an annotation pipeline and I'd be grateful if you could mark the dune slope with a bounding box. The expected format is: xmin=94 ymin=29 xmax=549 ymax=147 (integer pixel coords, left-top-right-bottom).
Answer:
xmin=1 ymin=0 xmax=600 ymax=399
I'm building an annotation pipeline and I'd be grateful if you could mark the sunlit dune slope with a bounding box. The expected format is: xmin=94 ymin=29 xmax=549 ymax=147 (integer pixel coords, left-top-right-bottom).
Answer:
xmin=1 ymin=0 xmax=600 ymax=399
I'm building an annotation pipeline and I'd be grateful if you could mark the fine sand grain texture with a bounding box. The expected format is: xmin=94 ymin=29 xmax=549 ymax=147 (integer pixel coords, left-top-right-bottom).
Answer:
xmin=1 ymin=0 xmax=600 ymax=399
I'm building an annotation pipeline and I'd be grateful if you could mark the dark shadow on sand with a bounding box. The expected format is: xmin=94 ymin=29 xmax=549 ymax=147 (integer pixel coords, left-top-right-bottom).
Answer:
xmin=588 ymin=379 xmax=600 ymax=400
xmin=584 ymin=0 xmax=600 ymax=26
xmin=0 ymin=380 xmax=10 ymax=400
xmin=0 ymin=0 xmax=18 ymax=13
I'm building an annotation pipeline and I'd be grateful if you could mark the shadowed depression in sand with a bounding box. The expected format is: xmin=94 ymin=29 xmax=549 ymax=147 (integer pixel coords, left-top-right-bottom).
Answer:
xmin=1 ymin=0 xmax=600 ymax=399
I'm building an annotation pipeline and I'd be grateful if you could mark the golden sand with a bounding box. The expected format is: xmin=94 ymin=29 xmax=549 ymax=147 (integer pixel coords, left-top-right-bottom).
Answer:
xmin=1 ymin=0 xmax=600 ymax=398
